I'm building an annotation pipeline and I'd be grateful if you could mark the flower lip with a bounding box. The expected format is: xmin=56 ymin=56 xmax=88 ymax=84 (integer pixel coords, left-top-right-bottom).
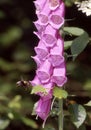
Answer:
xmin=51 ymin=64 xmax=67 ymax=86
xmin=51 ymin=75 xmax=67 ymax=87
xmin=37 ymin=70 xmax=50 ymax=83
xmin=34 ymin=40 xmax=49 ymax=60
xmin=35 ymin=47 xmax=48 ymax=60
xmin=33 ymin=20 xmax=46 ymax=32
xmin=36 ymin=60 xmax=52 ymax=83
xmin=42 ymin=24 xmax=57 ymax=47
xmin=49 ymin=15 xmax=64 ymax=29
xmin=48 ymin=55 xmax=64 ymax=67
xmin=49 ymin=0 xmax=60 ymax=10
xmin=48 ymin=36 xmax=64 ymax=66
xmin=43 ymin=33 xmax=57 ymax=47
xmin=38 ymin=14 xmax=49 ymax=25
xmin=31 ymin=55 xmax=42 ymax=68
xmin=33 ymin=0 xmax=47 ymax=14
xmin=37 ymin=0 xmax=51 ymax=25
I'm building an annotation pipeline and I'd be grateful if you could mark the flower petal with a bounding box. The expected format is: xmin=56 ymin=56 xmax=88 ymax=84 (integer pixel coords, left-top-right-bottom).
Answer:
xmin=49 ymin=2 xmax=65 ymax=29
xmin=34 ymin=40 xmax=49 ymax=60
xmin=42 ymin=24 xmax=57 ymax=47
xmin=37 ymin=60 xmax=52 ymax=83
xmin=51 ymin=64 xmax=67 ymax=86
xmin=49 ymin=0 xmax=60 ymax=10
xmin=35 ymin=97 xmax=51 ymax=120
xmin=48 ymin=37 xmax=64 ymax=66
xmin=34 ymin=0 xmax=46 ymax=14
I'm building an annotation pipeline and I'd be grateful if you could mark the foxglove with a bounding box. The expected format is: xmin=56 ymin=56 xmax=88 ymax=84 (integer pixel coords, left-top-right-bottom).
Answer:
xmin=31 ymin=0 xmax=67 ymax=122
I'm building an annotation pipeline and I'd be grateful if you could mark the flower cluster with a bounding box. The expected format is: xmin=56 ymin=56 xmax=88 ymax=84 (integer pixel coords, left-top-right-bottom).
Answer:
xmin=31 ymin=0 xmax=67 ymax=122
xmin=75 ymin=0 xmax=91 ymax=16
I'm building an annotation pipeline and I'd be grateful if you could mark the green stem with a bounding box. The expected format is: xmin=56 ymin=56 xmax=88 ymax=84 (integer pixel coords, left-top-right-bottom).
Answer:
xmin=58 ymin=99 xmax=63 ymax=130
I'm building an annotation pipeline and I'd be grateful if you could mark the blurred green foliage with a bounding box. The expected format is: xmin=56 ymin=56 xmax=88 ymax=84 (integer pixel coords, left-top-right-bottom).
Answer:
xmin=0 ymin=0 xmax=38 ymax=129
xmin=0 ymin=0 xmax=91 ymax=130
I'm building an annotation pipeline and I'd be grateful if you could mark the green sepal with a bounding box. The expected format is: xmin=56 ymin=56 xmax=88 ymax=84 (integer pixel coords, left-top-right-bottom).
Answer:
xmin=31 ymin=85 xmax=47 ymax=95
xmin=53 ymin=87 xmax=68 ymax=99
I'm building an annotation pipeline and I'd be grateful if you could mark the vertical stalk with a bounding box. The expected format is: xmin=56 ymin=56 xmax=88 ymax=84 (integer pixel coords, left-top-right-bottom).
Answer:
xmin=58 ymin=99 xmax=63 ymax=130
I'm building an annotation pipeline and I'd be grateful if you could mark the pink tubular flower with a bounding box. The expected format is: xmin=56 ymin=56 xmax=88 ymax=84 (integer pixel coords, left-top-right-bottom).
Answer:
xmin=30 ymin=76 xmax=53 ymax=98
xmin=38 ymin=0 xmax=51 ymax=25
xmin=31 ymin=55 xmax=42 ymax=68
xmin=31 ymin=0 xmax=67 ymax=121
xmin=30 ymin=76 xmax=41 ymax=87
xmin=34 ymin=0 xmax=47 ymax=14
xmin=42 ymin=24 xmax=57 ymax=47
xmin=49 ymin=0 xmax=61 ymax=10
xmin=35 ymin=97 xmax=51 ymax=121
xmin=51 ymin=63 xmax=67 ymax=87
xmin=49 ymin=2 xmax=65 ymax=29
xmin=48 ymin=37 xmax=64 ymax=67
xmin=37 ymin=60 xmax=52 ymax=83
xmin=34 ymin=20 xmax=46 ymax=33
xmin=34 ymin=40 xmax=49 ymax=60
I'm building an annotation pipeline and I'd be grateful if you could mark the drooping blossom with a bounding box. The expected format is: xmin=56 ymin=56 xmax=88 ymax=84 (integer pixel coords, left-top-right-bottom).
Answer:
xmin=31 ymin=0 xmax=67 ymax=122
xmin=35 ymin=97 xmax=51 ymax=120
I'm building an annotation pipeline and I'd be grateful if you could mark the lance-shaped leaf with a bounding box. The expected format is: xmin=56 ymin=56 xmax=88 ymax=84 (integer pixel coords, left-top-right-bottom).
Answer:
xmin=53 ymin=87 xmax=68 ymax=99
xmin=71 ymin=32 xmax=89 ymax=61
xmin=68 ymin=104 xmax=86 ymax=128
xmin=64 ymin=27 xmax=84 ymax=36
xmin=20 ymin=116 xmax=38 ymax=129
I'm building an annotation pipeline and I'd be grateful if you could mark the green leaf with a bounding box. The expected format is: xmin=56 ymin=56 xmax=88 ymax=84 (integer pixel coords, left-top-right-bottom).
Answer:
xmin=12 ymin=111 xmax=38 ymax=129
xmin=0 ymin=119 xmax=10 ymax=130
xmin=31 ymin=85 xmax=47 ymax=95
xmin=8 ymin=95 xmax=21 ymax=109
xmin=64 ymin=41 xmax=73 ymax=50
xmin=0 ymin=95 xmax=9 ymax=101
xmin=68 ymin=104 xmax=86 ymax=128
xmin=21 ymin=117 xmax=38 ymax=129
xmin=0 ymin=27 xmax=22 ymax=46
xmin=64 ymin=27 xmax=84 ymax=36
xmin=84 ymin=101 xmax=91 ymax=106
xmin=53 ymin=87 xmax=68 ymax=99
xmin=71 ymin=32 xmax=89 ymax=61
